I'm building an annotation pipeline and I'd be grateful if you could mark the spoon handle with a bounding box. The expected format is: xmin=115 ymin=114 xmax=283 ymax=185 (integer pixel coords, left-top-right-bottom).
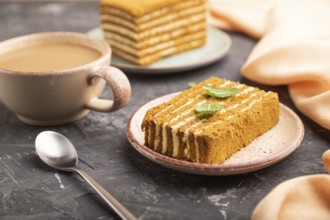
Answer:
xmin=74 ymin=167 xmax=137 ymax=220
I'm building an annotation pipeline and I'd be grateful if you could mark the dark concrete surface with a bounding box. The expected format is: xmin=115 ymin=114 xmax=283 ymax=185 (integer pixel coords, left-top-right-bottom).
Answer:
xmin=0 ymin=2 xmax=329 ymax=220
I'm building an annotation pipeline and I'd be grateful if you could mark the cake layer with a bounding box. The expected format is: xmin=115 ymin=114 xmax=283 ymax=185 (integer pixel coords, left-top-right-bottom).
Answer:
xmin=103 ymin=22 xmax=205 ymax=49
xmin=101 ymin=12 xmax=205 ymax=41
xmin=106 ymin=30 xmax=206 ymax=57
xmin=142 ymin=77 xmax=280 ymax=164
xmin=101 ymin=4 xmax=205 ymax=32
xmin=112 ymin=38 xmax=205 ymax=65
xmin=100 ymin=0 xmax=205 ymax=19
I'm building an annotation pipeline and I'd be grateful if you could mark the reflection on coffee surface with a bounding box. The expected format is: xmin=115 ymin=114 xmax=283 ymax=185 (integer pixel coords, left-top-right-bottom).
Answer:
xmin=0 ymin=42 xmax=101 ymax=72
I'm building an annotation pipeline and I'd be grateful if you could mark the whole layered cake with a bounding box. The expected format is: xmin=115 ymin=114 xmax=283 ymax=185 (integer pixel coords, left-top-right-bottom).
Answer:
xmin=141 ymin=77 xmax=280 ymax=164
xmin=99 ymin=0 xmax=207 ymax=65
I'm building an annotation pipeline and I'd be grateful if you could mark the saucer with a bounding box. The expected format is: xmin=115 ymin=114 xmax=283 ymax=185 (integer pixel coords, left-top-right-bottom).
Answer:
xmin=87 ymin=26 xmax=231 ymax=74
xmin=126 ymin=93 xmax=304 ymax=175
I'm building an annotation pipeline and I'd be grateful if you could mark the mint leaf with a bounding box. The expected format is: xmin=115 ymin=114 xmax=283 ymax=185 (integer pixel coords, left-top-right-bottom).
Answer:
xmin=203 ymin=85 xmax=239 ymax=98
xmin=196 ymin=103 xmax=221 ymax=116
xmin=188 ymin=82 xmax=197 ymax=88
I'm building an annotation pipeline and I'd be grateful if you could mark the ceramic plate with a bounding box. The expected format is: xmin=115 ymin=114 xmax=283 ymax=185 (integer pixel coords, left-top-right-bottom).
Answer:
xmin=87 ymin=26 xmax=231 ymax=74
xmin=127 ymin=93 xmax=304 ymax=175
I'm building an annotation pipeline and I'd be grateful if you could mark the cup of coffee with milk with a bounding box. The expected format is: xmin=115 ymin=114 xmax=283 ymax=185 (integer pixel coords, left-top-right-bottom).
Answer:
xmin=0 ymin=32 xmax=131 ymax=126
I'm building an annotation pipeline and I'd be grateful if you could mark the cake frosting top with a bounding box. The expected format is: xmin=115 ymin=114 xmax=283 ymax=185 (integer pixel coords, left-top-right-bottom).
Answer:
xmin=100 ymin=0 xmax=203 ymax=17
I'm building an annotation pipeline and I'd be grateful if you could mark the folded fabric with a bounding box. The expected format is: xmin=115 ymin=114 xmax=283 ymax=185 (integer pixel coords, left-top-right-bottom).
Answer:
xmin=252 ymin=150 xmax=330 ymax=220
xmin=209 ymin=0 xmax=330 ymax=130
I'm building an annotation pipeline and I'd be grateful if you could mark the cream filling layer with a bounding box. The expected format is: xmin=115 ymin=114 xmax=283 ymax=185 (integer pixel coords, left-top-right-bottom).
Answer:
xmin=101 ymin=13 xmax=205 ymax=41
xmin=109 ymin=31 xmax=206 ymax=57
xmin=154 ymin=124 xmax=161 ymax=150
xmin=101 ymin=4 xmax=205 ymax=32
xmin=103 ymin=22 xmax=205 ymax=49
xmin=162 ymin=125 xmax=167 ymax=153
xmin=100 ymin=0 xmax=205 ymax=24
xmin=111 ymin=38 xmax=205 ymax=65
xmin=194 ymin=137 xmax=200 ymax=162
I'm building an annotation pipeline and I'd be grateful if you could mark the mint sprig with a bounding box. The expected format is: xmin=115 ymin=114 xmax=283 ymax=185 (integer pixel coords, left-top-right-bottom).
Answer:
xmin=203 ymin=85 xmax=239 ymax=98
xmin=196 ymin=103 xmax=221 ymax=116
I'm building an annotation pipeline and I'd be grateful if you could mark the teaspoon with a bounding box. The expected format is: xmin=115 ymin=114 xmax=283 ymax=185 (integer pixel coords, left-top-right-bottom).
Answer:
xmin=35 ymin=131 xmax=137 ymax=220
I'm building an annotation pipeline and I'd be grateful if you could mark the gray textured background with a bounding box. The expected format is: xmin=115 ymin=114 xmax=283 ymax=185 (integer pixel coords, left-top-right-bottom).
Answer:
xmin=0 ymin=2 xmax=329 ymax=220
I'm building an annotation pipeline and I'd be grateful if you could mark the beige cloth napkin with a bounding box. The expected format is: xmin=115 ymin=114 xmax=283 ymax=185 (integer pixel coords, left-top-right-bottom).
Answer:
xmin=209 ymin=0 xmax=330 ymax=130
xmin=252 ymin=150 xmax=330 ymax=220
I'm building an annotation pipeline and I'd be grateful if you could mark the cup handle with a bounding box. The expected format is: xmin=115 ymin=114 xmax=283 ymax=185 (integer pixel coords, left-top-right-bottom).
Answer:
xmin=86 ymin=66 xmax=131 ymax=112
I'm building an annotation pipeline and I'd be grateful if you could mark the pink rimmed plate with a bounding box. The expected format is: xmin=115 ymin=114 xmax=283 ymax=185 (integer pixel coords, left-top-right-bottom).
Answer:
xmin=126 ymin=93 xmax=304 ymax=175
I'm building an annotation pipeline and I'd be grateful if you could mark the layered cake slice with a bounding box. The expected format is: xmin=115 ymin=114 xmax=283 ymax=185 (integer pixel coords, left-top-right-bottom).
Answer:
xmin=100 ymin=0 xmax=207 ymax=65
xmin=141 ymin=77 xmax=279 ymax=164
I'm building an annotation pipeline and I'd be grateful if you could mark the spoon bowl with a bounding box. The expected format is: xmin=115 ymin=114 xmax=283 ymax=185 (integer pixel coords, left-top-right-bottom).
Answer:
xmin=35 ymin=131 xmax=136 ymax=220
xmin=35 ymin=131 xmax=78 ymax=170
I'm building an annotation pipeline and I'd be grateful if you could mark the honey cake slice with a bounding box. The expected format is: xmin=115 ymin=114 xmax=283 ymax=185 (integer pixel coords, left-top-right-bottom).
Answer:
xmin=141 ymin=77 xmax=280 ymax=164
xmin=100 ymin=0 xmax=207 ymax=65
